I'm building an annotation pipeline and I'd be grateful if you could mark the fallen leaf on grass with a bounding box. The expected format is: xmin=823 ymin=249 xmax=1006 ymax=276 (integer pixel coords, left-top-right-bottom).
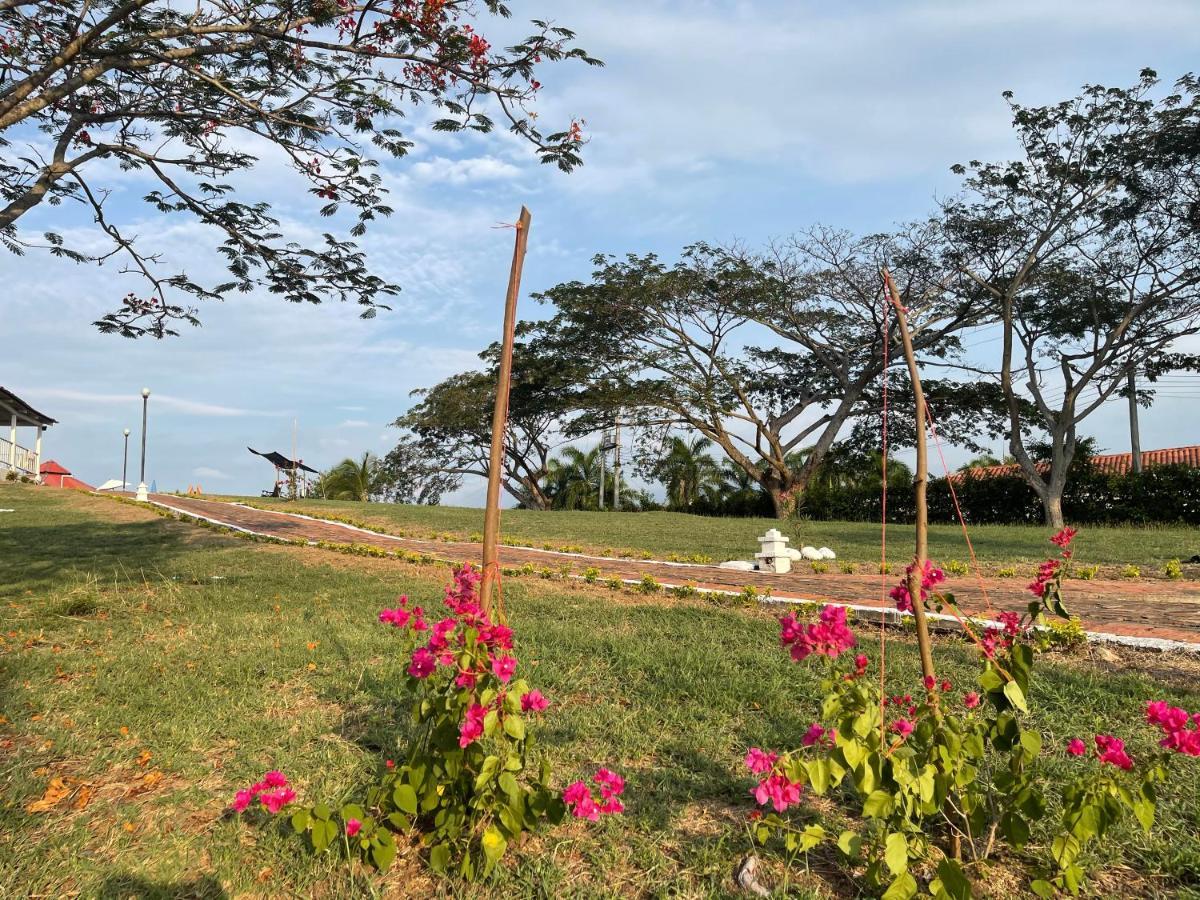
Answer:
xmin=256 ymin=867 xmax=273 ymax=883
xmin=306 ymin=662 xmax=317 ymax=672
xmin=122 ymin=821 xmax=137 ymax=833
xmin=135 ymin=749 xmax=152 ymax=766
xmin=72 ymin=786 xmax=93 ymax=810
xmin=26 ymin=777 xmax=72 ymax=813
xmin=306 ymin=641 xmax=320 ymax=651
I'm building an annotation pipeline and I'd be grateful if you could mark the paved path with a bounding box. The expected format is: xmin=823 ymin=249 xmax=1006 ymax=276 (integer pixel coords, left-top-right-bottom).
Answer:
xmin=148 ymin=495 xmax=1200 ymax=650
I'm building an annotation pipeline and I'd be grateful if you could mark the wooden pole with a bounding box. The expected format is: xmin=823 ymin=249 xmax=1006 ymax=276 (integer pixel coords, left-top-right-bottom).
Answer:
xmin=480 ymin=206 xmax=532 ymax=617
xmin=882 ymin=269 xmax=939 ymax=710
xmin=1127 ymin=371 xmax=1143 ymax=474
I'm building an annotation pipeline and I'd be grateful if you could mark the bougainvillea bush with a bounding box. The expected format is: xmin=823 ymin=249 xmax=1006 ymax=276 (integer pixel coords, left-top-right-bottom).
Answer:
xmin=231 ymin=564 xmax=622 ymax=879
xmin=747 ymin=529 xmax=1199 ymax=898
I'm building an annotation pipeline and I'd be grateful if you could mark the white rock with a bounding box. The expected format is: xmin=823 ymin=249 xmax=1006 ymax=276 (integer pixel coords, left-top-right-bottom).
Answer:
xmin=719 ymin=560 xmax=757 ymax=571
xmin=817 ymin=547 xmax=836 ymax=560
xmin=800 ymin=546 xmax=822 ymax=561
xmin=785 ymin=547 xmax=803 ymax=561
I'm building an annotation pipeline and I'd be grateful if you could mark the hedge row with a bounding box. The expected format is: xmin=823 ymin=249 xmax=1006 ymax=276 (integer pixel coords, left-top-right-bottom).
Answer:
xmin=797 ymin=464 xmax=1200 ymax=526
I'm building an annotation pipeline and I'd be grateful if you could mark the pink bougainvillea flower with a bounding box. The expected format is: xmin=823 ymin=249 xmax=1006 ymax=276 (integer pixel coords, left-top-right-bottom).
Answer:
xmin=1094 ymin=734 xmax=1134 ymax=770
xmin=562 ymin=780 xmax=600 ymax=820
xmin=744 ymin=747 xmax=778 ymax=774
xmin=890 ymin=560 xmax=946 ymax=613
xmin=455 ymin=669 xmax=478 ymax=691
xmin=458 ymin=703 xmax=488 ymax=748
xmin=752 ymin=773 xmax=803 ymax=813
xmin=259 ymin=787 xmax=296 ymax=814
xmin=385 ymin=759 xmax=394 ymax=769
xmin=407 ymin=647 xmax=436 ymax=679
xmin=779 ymin=605 xmax=856 ymax=662
xmin=231 ymin=789 xmax=253 ymax=812
xmin=963 ymin=691 xmax=980 ymax=710
xmin=853 ymin=653 xmax=869 ymax=677
xmin=1066 ymin=738 xmax=1087 ymax=757
xmin=940 ymin=679 xmax=952 ymax=693
xmin=489 ymin=654 xmax=517 ymax=683
xmin=594 ymin=768 xmax=625 ymax=799
xmin=892 ymin=718 xmax=914 ymax=739
xmin=345 ymin=818 xmax=362 ymax=837
xmin=599 ymin=797 xmax=625 ymax=814
xmin=923 ymin=675 xmax=936 ymax=691
xmin=378 ymin=607 xmax=410 ymax=627
xmin=1146 ymin=701 xmax=1200 ymax=757
xmin=263 ymin=770 xmax=288 ymax=788
xmin=1050 ymin=527 xmax=1078 ymax=550
xmin=801 ymin=723 xmax=826 ymax=747
xmin=521 ymin=689 xmax=549 ymax=713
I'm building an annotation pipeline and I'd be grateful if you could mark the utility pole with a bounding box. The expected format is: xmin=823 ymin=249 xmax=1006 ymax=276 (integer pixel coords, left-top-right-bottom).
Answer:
xmin=480 ymin=206 xmax=532 ymax=617
xmin=1127 ymin=371 xmax=1143 ymax=474
xmin=598 ymin=435 xmax=606 ymax=511
xmin=612 ymin=418 xmax=621 ymax=510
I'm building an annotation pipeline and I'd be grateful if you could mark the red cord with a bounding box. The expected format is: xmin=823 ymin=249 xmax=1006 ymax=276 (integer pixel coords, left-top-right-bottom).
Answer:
xmin=878 ymin=282 xmax=890 ymax=744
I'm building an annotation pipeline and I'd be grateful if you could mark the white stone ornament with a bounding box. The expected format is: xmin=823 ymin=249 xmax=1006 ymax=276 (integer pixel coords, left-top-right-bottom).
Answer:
xmin=800 ymin=545 xmax=822 ymax=561
xmin=755 ymin=528 xmax=792 ymax=574
xmin=785 ymin=547 xmax=803 ymax=561
xmin=818 ymin=547 xmax=836 ymax=560
xmin=719 ymin=560 xmax=756 ymax=571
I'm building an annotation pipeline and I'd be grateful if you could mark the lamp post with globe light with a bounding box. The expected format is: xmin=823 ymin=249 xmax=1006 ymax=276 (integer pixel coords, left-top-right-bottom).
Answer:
xmin=135 ymin=388 xmax=151 ymax=501
xmin=122 ymin=428 xmax=131 ymax=492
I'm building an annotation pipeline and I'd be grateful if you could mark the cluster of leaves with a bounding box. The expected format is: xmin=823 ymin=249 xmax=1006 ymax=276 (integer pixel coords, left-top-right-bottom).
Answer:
xmin=747 ymin=530 xmax=1195 ymax=897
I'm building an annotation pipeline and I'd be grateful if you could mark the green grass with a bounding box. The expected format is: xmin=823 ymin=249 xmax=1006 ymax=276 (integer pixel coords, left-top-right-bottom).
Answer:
xmin=235 ymin=495 xmax=1197 ymax=572
xmin=2 ymin=484 xmax=1199 ymax=897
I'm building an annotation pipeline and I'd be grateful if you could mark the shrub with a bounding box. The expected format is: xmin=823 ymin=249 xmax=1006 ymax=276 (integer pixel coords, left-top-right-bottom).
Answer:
xmin=234 ymin=565 xmax=624 ymax=879
xmin=840 ymin=561 xmax=858 ymax=574
xmin=1032 ymin=616 xmax=1087 ymax=653
xmin=810 ymin=561 xmax=829 ymax=574
xmin=670 ymin=583 xmax=699 ymax=599
xmin=582 ymin=567 xmax=601 ymax=584
xmin=1165 ymin=559 xmax=1184 ymax=581
xmin=1120 ymin=564 xmax=1141 ymax=579
xmin=604 ymin=577 xmax=623 ymax=591
xmin=747 ymin=528 xmax=1198 ymax=897
xmin=878 ymin=562 xmax=892 ymax=575
xmin=1071 ymin=564 xmax=1100 ymax=580
xmin=945 ymin=559 xmax=970 ymax=577
xmin=997 ymin=566 xmax=1017 ymax=578
xmin=637 ymin=574 xmax=662 ymax=594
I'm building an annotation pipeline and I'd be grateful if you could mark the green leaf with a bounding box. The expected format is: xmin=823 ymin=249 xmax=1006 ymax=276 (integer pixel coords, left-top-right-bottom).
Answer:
xmin=483 ymin=708 xmax=500 ymax=736
xmin=935 ymin=858 xmax=973 ymax=900
xmin=805 ymin=757 xmax=831 ymax=794
xmin=498 ymin=771 xmax=520 ymax=802
xmin=882 ymin=872 xmax=918 ymax=900
xmin=289 ymin=808 xmax=310 ymax=833
xmin=837 ymin=829 xmax=862 ymax=859
xmin=884 ymin=832 xmax=908 ymax=875
xmin=370 ymin=834 xmax=396 ymax=871
xmin=840 ymin=739 xmax=867 ymax=769
xmin=481 ymin=825 xmax=507 ymax=862
xmin=1003 ymin=680 xmax=1029 ymax=714
xmin=1132 ymin=797 xmax=1155 ymax=833
xmin=386 ymin=812 xmax=410 ymax=831
xmin=312 ymin=802 xmax=332 ymax=821
xmin=1001 ymin=812 xmax=1030 ymax=849
xmin=393 ymin=783 xmax=418 ymax=815
xmin=429 ymin=843 xmax=451 ymax=873
xmin=340 ymin=803 xmax=365 ymax=823
xmin=863 ymin=790 xmax=894 ymax=818
xmin=503 ymin=715 xmax=526 ymax=741
xmin=798 ymin=824 xmax=825 ymax=851
xmin=1030 ymin=879 xmax=1055 ymax=898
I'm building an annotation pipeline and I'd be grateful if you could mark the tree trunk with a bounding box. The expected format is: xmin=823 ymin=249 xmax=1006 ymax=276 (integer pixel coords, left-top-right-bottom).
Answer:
xmin=1043 ymin=491 xmax=1064 ymax=528
xmin=767 ymin=484 xmax=797 ymax=519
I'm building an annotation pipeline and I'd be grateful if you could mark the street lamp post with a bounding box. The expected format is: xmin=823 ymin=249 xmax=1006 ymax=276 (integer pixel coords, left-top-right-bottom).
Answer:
xmin=122 ymin=428 xmax=131 ymax=492
xmin=135 ymin=388 xmax=151 ymax=501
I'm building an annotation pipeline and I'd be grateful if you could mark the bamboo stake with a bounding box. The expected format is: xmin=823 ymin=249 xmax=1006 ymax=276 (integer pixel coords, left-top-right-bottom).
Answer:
xmin=882 ymin=268 xmax=940 ymax=713
xmin=480 ymin=206 xmax=532 ymax=618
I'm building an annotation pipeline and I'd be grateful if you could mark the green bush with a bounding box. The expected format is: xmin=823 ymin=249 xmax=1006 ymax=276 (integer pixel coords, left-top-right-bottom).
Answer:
xmin=1120 ymin=564 xmax=1141 ymax=579
xmin=1165 ymin=559 xmax=1184 ymax=581
xmin=945 ymin=559 xmax=970 ymax=577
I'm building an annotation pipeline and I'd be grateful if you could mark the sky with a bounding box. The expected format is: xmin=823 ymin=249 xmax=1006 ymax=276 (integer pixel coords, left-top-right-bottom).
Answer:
xmin=5 ymin=0 xmax=1200 ymax=502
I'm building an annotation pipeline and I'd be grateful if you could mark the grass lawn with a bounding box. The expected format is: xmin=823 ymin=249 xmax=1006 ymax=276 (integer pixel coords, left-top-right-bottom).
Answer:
xmin=1 ymin=483 xmax=1198 ymax=898
xmin=233 ymin=496 xmax=1198 ymax=575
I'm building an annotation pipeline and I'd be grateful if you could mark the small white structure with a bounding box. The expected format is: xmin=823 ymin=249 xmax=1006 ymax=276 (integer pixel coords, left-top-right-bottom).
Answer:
xmin=785 ymin=547 xmax=803 ymax=562
xmin=817 ymin=547 xmax=837 ymax=560
xmin=719 ymin=560 xmax=756 ymax=572
xmin=756 ymin=528 xmax=792 ymax=574
xmin=800 ymin=545 xmax=822 ymax=561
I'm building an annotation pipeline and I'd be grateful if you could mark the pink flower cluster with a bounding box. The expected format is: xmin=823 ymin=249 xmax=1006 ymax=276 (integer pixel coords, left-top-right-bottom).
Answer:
xmin=380 ymin=564 xmax=543 ymax=750
xmin=1147 ymin=701 xmax=1200 ymax=756
xmin=752 ymin=773 xmax=804 ymax=812
xmin=1065 ymin=735 xmax=1133 ymax=769
xmin=1029 ymin=526 xmax=1077 ymax=598
xmin=980 ymin=610 xmax=1024 ymax=659
xmin=779 ymin=605 xmax=856 ymax=662
xmin=889 ymin=560 xmax=946 ymax=613
xmin=230 ymin=770 xmax=296 ymax=814
xmin=562 ymin=769 xmax=625 ymax=820
xmin=744 ymin=743 xmax=811 ymax=813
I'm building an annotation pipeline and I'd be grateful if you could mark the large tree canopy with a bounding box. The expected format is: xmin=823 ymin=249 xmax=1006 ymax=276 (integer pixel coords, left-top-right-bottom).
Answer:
xmin=531 ymin=232 xmax=993 ymax=517
xmin=0 ymin=0 xmax=600 ymax=336
xmin=946 ymin=70 xmax=1200 ymax=525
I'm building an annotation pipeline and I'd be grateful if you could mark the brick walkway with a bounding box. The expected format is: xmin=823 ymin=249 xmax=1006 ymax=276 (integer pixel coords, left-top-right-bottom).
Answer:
xmin=149 ymin=495 xmax=1200 ymax=649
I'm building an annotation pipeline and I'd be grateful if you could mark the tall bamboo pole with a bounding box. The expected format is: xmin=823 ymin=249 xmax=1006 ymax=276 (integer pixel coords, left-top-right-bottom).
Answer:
xmin=480 ymin=206 xmax=532 ymax=617
xmin=882 ymin=269 xmax=939 ymax=710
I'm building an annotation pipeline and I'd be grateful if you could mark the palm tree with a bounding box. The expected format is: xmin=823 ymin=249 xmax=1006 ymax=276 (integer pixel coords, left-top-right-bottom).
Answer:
xmin=652 ymin=435 xmax=725 ymax=511
xmin=318 ymin=452 xmax=388 ymax=502
xmin=545 ymin=446 xmax=602 ymax=510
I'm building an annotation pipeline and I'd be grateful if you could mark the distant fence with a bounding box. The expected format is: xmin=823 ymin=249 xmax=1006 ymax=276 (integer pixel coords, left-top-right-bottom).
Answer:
xmin=796 ymin=464 xmax=1200 ymax=526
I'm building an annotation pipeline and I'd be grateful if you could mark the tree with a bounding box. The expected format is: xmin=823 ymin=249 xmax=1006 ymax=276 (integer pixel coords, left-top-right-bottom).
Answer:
xmin=377 ymin=435 xmax=459 ymax=505
xmin=318 ymin=451 xmax=388 ymax=501
xmin=533 ymin=231 xmax=989 ymax=518
xmin=397 ymin=339 xmax=591 ymax=510
xmin=646 ymin=434 xmax=724 ymax=512
xmin=0 ymin=0 xmax=600 ymax=336
xmin=946 ymin=71 xmax=1200 ymax=525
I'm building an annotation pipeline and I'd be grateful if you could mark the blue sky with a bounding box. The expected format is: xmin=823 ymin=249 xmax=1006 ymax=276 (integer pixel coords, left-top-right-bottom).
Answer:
xmin=5 ymin=0 xmax=1200 ymax=501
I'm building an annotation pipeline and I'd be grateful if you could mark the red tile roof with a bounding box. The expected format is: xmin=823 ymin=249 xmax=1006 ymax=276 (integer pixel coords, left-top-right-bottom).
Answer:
xmin=39 ymin=459 xmax=71 ymax=476
xmin=953 ymin=445 xmax=1200 ymax=481
xmin=38 ymin=459 xmax=95 ymax=491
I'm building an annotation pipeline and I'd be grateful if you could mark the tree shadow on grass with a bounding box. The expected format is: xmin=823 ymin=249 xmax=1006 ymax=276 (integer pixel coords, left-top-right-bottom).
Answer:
xmin=0 ymin=520 xmax=198 ymax=594
xmin=95 ymin=872 xmax=227 ymax=900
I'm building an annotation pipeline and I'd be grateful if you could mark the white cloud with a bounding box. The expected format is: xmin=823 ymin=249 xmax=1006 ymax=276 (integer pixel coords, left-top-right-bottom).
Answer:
xmin=338 ymin=419 xmax=370 ymax=428
xmin=410 ymin=155 xmax=522 ymax=184
xmin=193 ymin=466 xmax=232 ymax=480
